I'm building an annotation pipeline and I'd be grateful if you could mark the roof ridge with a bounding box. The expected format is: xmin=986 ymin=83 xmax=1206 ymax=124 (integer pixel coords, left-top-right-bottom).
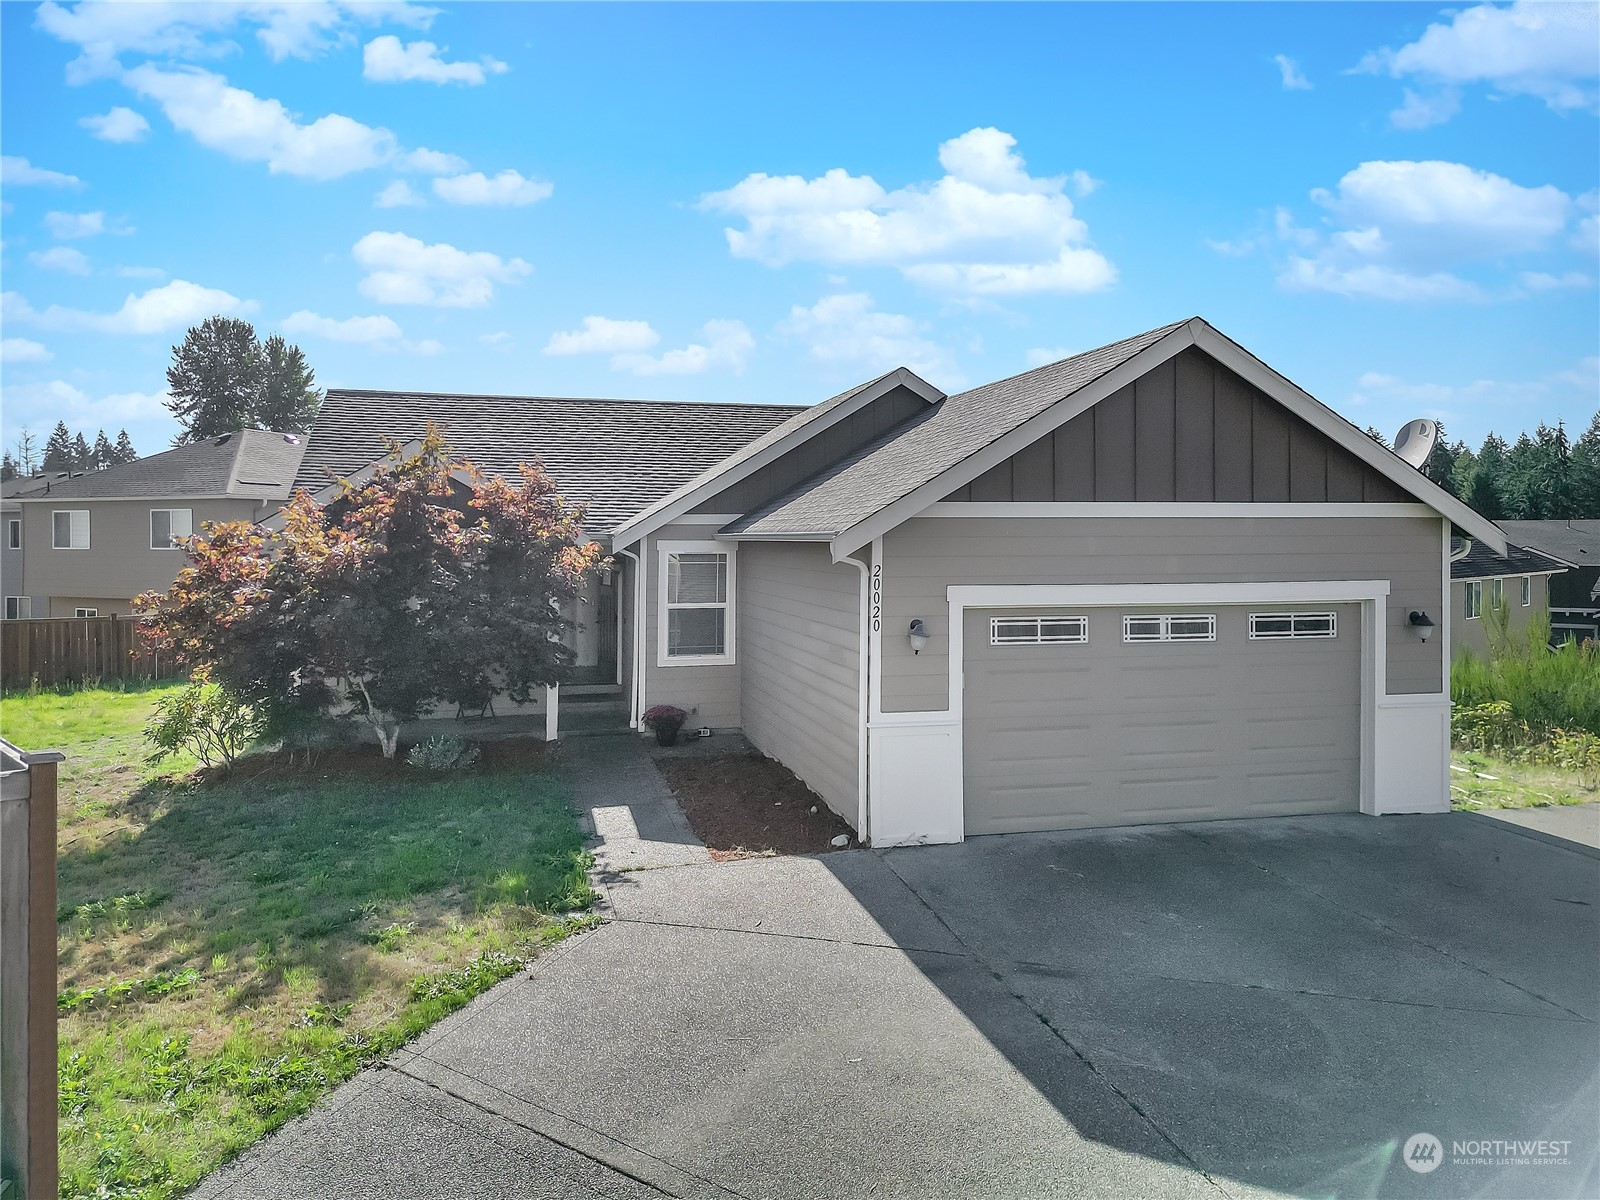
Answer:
xmin=944 ymin=318 xmax=1191 ymax=400
xmin=321 ymin=388 xmax=808 ymax=413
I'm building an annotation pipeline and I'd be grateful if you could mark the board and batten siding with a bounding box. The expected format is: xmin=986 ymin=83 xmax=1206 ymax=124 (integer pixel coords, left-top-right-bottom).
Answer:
xmin=878 ymin=514 xmax=1445 ymax=712
xmin=737 ymin=542 xmax=861 ymax=821
xmin=642 ymin=523 xmax=740 ymax=729
xmin=943 ymin=347 xmax=1409 ymax=505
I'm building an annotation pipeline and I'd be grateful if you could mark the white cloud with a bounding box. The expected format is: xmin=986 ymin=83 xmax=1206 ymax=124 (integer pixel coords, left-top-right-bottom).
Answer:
xmin=395 ymin=147 xmax=467 ymax=175
xmin=124 ymin=64 xmax=399 ymax=180
xmin=1025 ymin=346 xmax=1076 ymax=368
xmin=1357 ymin=1 xmax=1599 ymax=121
xmin=363 ymin=35 xmax=507 ymax=85
xmin=544 ymin=316 xmax=659 ymax=357
xmin=700 ymin=127 xmax=1115 ymax=296
xmin=375 ymin=180 xmax=424 ymax=208
xmin=1274 ymin=54 xmax=1312 ymax=90
xmin=114 ymin=265 xmax=167 ymax=279
xmin=2 ymin=379 xmax=170 ymax=432
xmin=780 ymin=292 xmax=961 ymax=386
xmin=45 ymin=210 xmax=105 ymax=239
xmin=4 ymin=279 xmax=251 ymax=334
xmin=1389 ymin=88 xmax=1461 ymax=131
xmin=1 ymin=156 xmax=81 ymax=187
xmin=281 ymin=310 xmax=403 ymax=343
xmin=79 ymin=105 xmax=150 ymax=142
xmin=612 ymin=320 xmax=754 ymax=377
xmin=1066 ymin=169 xmax=1101 ymax=198
xmin=479 ymin=331 xmax=511 ymax=346
xmin=432 ymin=169 xmax=552 ymax=207
xmin=0 ymin=338 xmax=52 ymax=363
xmin=1517 ymin=270 xmax=1593 ymax=292
xmin=352 ymin=231 xmax=531 ymax=307
xmin=29 ymin=246 xmax=91 ymax=275
xmin=1279 ymin=259 xmax=1485 ymax=302
xmin=1348 ymin=357 xmax=1600 ymax=430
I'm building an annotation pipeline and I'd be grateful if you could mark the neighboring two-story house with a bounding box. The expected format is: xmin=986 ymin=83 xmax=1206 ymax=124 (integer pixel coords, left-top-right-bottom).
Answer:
xmin=0 ymin=430 xmax=306 ymax=619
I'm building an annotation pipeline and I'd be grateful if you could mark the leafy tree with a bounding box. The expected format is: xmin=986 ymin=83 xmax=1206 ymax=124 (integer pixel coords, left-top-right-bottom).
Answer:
xmin=166 ymin=317 xmax=262 ymax=442
xmin=257 ymin=335 xmax=321 ymax=432
xmin=91 ymin=430 xmax=113 ymax=470
xmin=71 ymin=432 xmax=92 ymax=470
xmin=112 ymin=429 xmax=138 ymax=464
xmin=42 ymin=421 xmax=73 ymax=472
xmin=1 ymin=453 xmax=17 ymax=482
xmin=136 ymin=426 xmax=601 ymax=758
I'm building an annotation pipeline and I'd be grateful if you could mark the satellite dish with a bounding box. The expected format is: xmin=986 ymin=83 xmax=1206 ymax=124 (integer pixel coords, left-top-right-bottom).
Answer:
xmin=1393 ymin=419 xmax=1438 ymax=469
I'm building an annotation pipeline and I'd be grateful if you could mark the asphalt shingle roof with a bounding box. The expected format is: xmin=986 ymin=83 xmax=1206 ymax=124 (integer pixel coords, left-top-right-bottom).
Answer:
xmin=1451 ymin=538 xmax=1569 ymax=581
xmin=1495 ymin=520 xmax=1600 ymax=570
xmin=2 ymin=429 xmax=307 ymax=502
xmin=722 ymin=320 xmax=1189 ymax=537
xmin=294 ymin=390 xmax=807 ymax=534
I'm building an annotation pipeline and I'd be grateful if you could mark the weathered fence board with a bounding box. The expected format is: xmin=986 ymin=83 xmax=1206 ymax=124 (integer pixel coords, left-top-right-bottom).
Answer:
xmin=0 ymin=617 xmax=182 ymax=690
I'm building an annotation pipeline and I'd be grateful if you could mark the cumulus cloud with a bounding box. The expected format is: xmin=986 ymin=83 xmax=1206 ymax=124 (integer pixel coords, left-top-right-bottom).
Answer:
xmin=1517 ymin=270 xmax=1593 ymax=292
xmin=1348 ymin=357 xmax=1600 ymax=430
xmin=699 ymin=127 xmax=1115 ymax=296
xmin=0 ymin=338 xmax=53 ymax=363
xmin=45 ymin=210 xmax=106 ymax=239
xmin=1357 ymin=1 xmax=1599 ymax=124
xmin=1389 ymin=87 xmax=1462 ymax=131
xmin=3 ymin=279 xmax=252 ymax=334
xmin=2 ymin=378 xmax=171 ymax=431
xmin=1274 ymin=55 xmax=1312 ymax=90
xmin=780 ymin=292 xmax=961 ymax=386
xmin=281 ymin=310 xmax=402 ymax=343
xmin=611 ymin=320 xmax=754 ymax=377
xmin=352 ymin=231 xmax=531 ymax=307
xmin=363 ymin=35 xmax=507 ymax=85
xmin=375 ymin=180 xmax=424 ymax=208
xmin=1025 ymin=346 xmax=1076 ymax=368
xmin=432 ymin=169 xmax=552 ymax=206
xmin=1 ymin=156 xmax=81 ymax=187
xmin=543 ymin=316 xmax=660 ymax=357
xmin=395 ymin=147 xmax=467 ymax=174
xmin=29 ymin=246 xmax=91 ymax=275
xmin=79 ymin=105 xmax=150 ymax=142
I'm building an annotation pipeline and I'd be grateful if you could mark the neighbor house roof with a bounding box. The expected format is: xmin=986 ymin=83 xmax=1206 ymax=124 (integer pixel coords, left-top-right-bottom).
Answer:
xmin=5 ymin=429 xmax=307 ymax=503
xmin=1496 ymin=520 xmax=1600 ymax=571
xmin=294 ymin=391 xmax=807 ymax=535
xmin=1451 ymin=538 xmax=1569 ymax=582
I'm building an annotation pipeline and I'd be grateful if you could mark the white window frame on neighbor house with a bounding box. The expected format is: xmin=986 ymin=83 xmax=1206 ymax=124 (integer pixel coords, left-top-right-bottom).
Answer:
xmin=1464 ymin=580 xmax=1482 ymax=620
xmin=6 ymin=518 xmax=19 ymax=549
xmin=657 ymin=540 xmax=736 ymax=666
xmin=1490 ymin=578 xmax=1505 ymax=611
xmin=1521 ymin=575 xmax=1532 ymax=607
xmin=5 ymin=597 xmax=30 ymax=620
xmin=74 ymin=607 xmax=98 ymax=618
xmin=52 ymin=510 xmax=89 ymax=550
xmin=150 ymin=508 xmax=194 ymax=550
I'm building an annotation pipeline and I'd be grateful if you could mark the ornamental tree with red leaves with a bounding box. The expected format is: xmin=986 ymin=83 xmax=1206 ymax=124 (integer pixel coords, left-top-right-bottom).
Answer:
xmin=137 ymin=424 xmax=601 ymax=757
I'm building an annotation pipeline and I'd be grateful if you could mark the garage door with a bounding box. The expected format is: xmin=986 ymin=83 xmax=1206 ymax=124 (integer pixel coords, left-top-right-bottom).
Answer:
xmin=963 ymin=603 xmax=1362 ymax=835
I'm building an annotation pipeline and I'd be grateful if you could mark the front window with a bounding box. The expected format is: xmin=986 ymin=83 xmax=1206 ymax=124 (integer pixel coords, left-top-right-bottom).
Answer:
xmin=1521 ymin=576 xmax=1532 ymax=607
xmin=1491 ymin=578 xmax=1504 ymax=610
xmin=4 ymin=597 xmax=29 ymax=620
xmin=151 ymin=508 xmax=194 ymax=549
xmin=74 ymin=607 xmax=98 ymax=618
xmin=658 ymin=541 xmax=734 ymax=665
xmin=1464 ymin=581 xmax=1482 ymax=620
xmin=52 ymin=510 xmax=89 ymax=549
xmin=6 ymin=519 xmax=18 ymax=549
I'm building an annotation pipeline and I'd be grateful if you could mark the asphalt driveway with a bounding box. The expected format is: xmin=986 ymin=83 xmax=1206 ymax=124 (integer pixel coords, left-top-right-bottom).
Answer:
xmin=198 ymin=812 xmax=1598 ymax=1200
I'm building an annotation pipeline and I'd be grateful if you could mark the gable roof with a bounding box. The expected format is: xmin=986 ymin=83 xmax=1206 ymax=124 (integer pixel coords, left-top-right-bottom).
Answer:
xmin=721 ymin=317 xmax=1508 ymax=558
xmin=1496 ymin=520 xmax=1600 ymax=570
xmin=5 ymin=429 xmax=306 ymax=503
xmin=294 ymin=390 xmax=805 ymax=535
xmin=1452 ymin=538 xmax=1569 ymax=582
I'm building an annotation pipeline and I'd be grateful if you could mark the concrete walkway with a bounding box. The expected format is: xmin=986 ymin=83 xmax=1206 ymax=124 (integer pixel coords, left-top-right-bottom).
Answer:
xmin=1473 ymin=800 xmax=1600 ymax=854
xmin=566 ymin=734 xmax=710 ymax=874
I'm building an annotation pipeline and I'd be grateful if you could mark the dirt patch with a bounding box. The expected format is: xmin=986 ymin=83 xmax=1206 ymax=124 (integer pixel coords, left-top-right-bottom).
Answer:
xmin=653 ymin=752 xmax=858 ymax=859
xmin=198 ymin=735 xmax=553 ymax=784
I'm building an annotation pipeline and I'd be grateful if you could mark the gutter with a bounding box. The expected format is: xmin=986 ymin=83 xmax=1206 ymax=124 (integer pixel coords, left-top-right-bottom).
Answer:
xmin=615 ymin=545 xmax=645 ymax=731
xmin=838 ymin=546 xmax=872 ymax=842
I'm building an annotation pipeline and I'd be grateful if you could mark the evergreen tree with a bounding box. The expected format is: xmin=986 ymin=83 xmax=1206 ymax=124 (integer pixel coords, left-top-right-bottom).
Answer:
xmin=1570 ymin=413 xmax=1600 ymax=518
xmin=71 ymin=432 xmax=92 ymax=471
xmin=1363 ymin=426 xmax=1390 ymax=447
xmin=166 ymin=317 xmax=262 ymax=443
xmin=92 ymin=430 xmax=114 ymax=470
xmin=1420 ymin=423 xmax=1460 ymax=495
xmin=42 ymin=421 xmax=73 ymax=472
xmin=112 ymin=429 xmax=138 ymax=464
xmin=1 ymin=453 xmax=17 ymax=482
xmin=256 ymin=335 xmax=322 ymax=432
xmin=13 ymin=430 xmax=38 ymax=476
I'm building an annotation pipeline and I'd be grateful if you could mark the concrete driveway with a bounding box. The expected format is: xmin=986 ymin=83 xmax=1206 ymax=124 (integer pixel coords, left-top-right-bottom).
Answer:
xmin=198 ymin=812 xmax=1598 ymax=1200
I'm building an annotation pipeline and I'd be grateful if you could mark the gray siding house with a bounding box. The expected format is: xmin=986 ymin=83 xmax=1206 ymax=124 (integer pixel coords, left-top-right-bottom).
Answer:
xmin=1 ymin=430 xmax=306 ymax=619
xmin=293 ymin=317 xmax=1508 ymax=846
xmin=1448 ymin=538 xmax=1568 ymax=659
xmin=1498 ymin=520 xmax=1600 ymax=643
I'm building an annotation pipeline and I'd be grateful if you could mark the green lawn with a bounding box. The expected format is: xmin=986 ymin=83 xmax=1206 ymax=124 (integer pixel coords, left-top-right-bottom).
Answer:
xmin=1450 ymin=749 xmax=1597 ymax=811
xmin=0 ymin=682 xmax=595 ymax=1200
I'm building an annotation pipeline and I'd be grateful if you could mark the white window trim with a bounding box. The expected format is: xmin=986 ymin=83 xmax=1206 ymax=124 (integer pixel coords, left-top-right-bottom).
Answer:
xmin=1521 ymin=575 xmax=1532 ymax=607
xmin=1490 ymin=577 xmax=1505 ymax=610
xmin=1464 ymin=580 xmax=1482 ymax=621
xmin=5 ymin=596 xmax=30 ymax=620
xmin=989 ymin=615 xmax=1088 ymax=645
xmin=52 ymin=509 xmax=90 ymax=550
xmin=74 ymin=607 xmax=98 ymax=618
xmin=1122 ymin=613 xmax=1217 ymax=643
xmin=150 ymin=507 xmax=194 ymax=550
xmin=656 ymin=539 xmax=736 ymax=667
xmin=6 ymin=518 xmax=19 ymax=549
xmin=1248 ymin=611 xmax=1338 ymax=640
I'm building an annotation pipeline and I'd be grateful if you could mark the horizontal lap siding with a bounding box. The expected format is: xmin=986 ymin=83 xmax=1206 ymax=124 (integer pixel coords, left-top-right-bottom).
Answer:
xmin=738 ymin=543 xmax=861 ymax=822
xmin=879 ymin=515 xmax=1443 ymax=711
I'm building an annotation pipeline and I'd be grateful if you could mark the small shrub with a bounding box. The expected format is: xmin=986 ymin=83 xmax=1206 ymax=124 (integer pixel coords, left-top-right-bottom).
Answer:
xmin=405 ymin=735 xmax=481 ymax=772
xmin=144 ymin=678 xmax=264 ymax=770
xmin=1452 ymin=700 xmax=1527 ymax=754
xmin=1546 ymin=729 xmax=1600 ymax=790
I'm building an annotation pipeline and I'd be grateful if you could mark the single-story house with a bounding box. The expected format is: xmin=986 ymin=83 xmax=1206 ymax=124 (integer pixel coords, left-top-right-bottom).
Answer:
xmin=0 ymin=430 xmax=306 ymax=619
xmin=293 ymin=317 xmax=1509 ymax=846
xmin=1448 ymin=536 xmax=1570 ymax=659
xmin=1498 ymin=520 xmax=1600 ymax=644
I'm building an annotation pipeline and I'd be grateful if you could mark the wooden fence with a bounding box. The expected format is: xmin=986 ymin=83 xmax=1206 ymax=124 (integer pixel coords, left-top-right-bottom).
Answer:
xmin=0 ymin=616 xmax=183 ymax=690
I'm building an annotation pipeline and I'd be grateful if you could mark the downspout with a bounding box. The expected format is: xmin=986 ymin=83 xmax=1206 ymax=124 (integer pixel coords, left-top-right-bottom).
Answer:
xmin=1450 ymin=537 xmax=1473 ymax=563
xmin=841 ymin=549 xmax=871 ymax=843
xmin=616 ymin=545 xmax=645 ymax=731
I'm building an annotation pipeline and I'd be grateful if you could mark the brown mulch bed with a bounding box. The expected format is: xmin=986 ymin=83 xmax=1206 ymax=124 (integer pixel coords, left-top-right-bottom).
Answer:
xmin=197 ymin=735 xmax=553 ymax=783
xmin=653 ymin=752 xmax=859 ymax=860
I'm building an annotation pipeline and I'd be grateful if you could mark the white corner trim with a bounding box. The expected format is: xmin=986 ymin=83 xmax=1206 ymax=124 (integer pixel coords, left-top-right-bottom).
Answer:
xmin=655 ymin=539 xmax=737 ymax=668
xmin=921 ymin=502 xmax=1436 ymax=519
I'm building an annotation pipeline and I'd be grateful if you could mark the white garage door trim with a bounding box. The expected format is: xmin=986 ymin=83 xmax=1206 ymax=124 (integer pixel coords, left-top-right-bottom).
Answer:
xmin=950 ymin=581 xmax=1388 ymax=831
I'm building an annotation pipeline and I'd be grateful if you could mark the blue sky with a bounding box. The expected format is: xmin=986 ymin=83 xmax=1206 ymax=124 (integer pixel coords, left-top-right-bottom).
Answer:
xmin=2 ymin=1 xmax=1596 ymax=459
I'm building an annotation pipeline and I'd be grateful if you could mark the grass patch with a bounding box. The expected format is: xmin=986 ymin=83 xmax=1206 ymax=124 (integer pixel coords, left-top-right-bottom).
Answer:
xmin=1451 ymin=750 xmax=1596 ymax=811
xmin=1 ymin=684 xmax=596 ymax=1200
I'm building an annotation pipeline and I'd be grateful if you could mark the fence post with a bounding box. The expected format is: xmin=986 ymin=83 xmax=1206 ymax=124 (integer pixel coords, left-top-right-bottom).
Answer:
xmin=1 ymin=738 xmax=63 ymax=1199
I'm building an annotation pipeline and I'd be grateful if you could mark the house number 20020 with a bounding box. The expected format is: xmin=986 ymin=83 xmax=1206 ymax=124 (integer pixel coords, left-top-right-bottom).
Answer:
xmin=870 ymin=563 xmax=882 ymax=633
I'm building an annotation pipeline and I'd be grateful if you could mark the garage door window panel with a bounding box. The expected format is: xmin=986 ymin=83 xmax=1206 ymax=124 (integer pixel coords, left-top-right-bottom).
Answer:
xmin=990 ymin=615 xmax=1088 ymax=645
xmin=1123 ymin=614 xmax=1216 ymax=643
xmin=1249 ymin=612 xmax=1337 ymax=639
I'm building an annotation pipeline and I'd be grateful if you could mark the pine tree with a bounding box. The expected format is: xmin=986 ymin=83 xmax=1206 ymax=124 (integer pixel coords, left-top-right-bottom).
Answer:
xmin=256 ymin=335 xmax=322 ymax=432
xmin=92 ymin=430 xmax=114 ymax=470
xmin=1363 ymin=427 xmax=1390 ymax=447
xmin=71 ymin=432 xmax=92 ymax=471
xmin=166 ymin=317 xmax=262 ymax=443
xmin=112 ymin=429 xmax=138 ymax=464
xmin=13 ymin=430 xmax=38 ymax=476
xmin=1570 ymin=413 xmax=1600 ymax=518
xmin=1 ymin=453 xmax=17 ymax=482
xmin=42 ymin=421 xmax=74 ymax=472
xmin=1420 ymin=423 xmax=1459 ymax=496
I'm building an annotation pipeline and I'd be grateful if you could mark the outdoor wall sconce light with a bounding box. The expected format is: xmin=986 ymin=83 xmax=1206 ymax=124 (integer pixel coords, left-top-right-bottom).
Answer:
xmin=908 ymin=619 xmax=930 ymax=655
xmin=1408 ymin=611 xmax=1435 ymax=642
